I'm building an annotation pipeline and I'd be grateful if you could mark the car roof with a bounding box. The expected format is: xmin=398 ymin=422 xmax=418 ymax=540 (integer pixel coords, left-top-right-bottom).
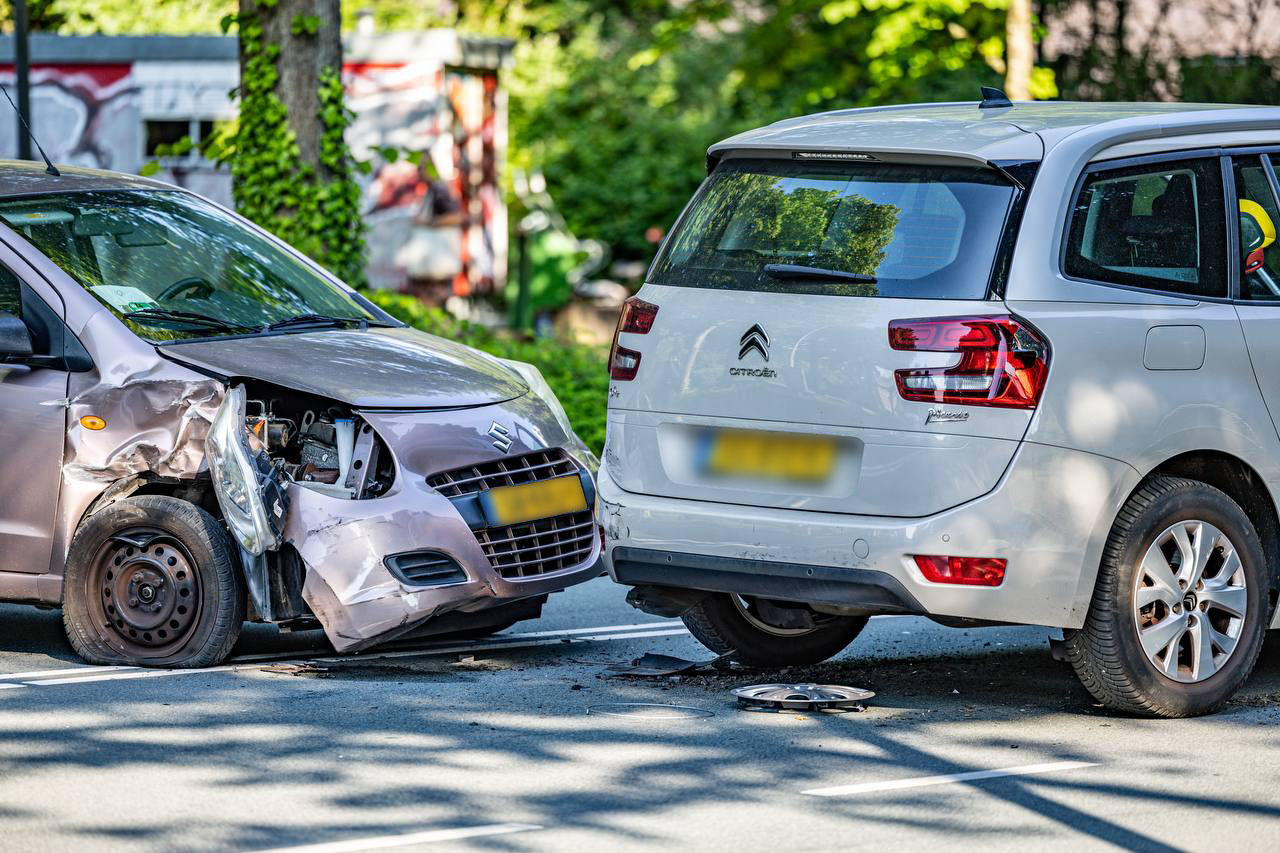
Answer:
xmin=708 ymin=101 xmax=1280 ymax=165
xmin=0 ymin=159 xmax=172 ymax=199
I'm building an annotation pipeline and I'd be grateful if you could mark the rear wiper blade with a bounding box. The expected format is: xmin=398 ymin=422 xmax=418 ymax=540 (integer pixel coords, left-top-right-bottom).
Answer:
xmin=763 ymin=263 xmax=877 ymax=284
xmin=266 ymin=313 xmax=368 ymax=332
xmin=124 ymin=307 xmax=250 ymax=332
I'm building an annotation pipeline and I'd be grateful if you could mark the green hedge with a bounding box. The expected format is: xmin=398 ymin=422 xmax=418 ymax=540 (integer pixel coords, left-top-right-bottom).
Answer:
xmin=366 ymin=290 xmax=609 ymax=455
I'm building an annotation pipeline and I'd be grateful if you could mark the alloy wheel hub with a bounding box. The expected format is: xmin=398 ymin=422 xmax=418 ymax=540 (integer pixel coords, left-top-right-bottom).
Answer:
xmin=1134 ymin=519 xmax=1248 ymax=684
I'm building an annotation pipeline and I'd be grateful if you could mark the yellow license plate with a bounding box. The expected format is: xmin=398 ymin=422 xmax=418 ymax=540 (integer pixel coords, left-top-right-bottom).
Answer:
xmin=704 ymin=430 xmax=837 ymax=482
xmin=485 ymin=475 xmax=589 ymax=526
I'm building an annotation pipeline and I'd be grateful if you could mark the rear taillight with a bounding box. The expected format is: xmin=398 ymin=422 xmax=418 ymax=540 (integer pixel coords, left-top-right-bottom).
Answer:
xmin=888 ymin=315 xmax=1050 ymax=409
xmin=609 ymin=297 xmax=659 ymax=381
xmin=913 ymin=555 xmax=1007 ymax=587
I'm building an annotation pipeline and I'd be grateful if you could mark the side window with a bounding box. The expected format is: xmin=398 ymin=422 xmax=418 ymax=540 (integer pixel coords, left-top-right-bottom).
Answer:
xmin=1065 ymin=158 xmax=1227 ymax=298
xmin=1235 ymin=155 xmax=1280 ymax=300
xmin=0 ymin=263 xmax=21 ymax=316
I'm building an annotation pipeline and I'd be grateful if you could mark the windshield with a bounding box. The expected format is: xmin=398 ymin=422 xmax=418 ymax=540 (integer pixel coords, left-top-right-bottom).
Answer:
xmin=0 ymin=190 xmax=381 ymax=341
xmin=650 ymin=158 xmax=1016 ymax=298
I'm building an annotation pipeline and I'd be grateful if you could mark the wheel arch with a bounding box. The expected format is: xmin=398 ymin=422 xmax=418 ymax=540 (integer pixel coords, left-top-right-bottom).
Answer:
xmin=1140 ymin=450 xmax=1280 ymax=618
xmin=54 ymin=474 xmax=222 ymax=604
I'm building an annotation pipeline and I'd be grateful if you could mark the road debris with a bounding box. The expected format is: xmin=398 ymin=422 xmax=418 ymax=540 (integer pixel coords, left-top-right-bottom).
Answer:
xmin=731 ymin=683 xmax=875 ymax=713
xmin=604 ymin=651 xmax=736 ymax=678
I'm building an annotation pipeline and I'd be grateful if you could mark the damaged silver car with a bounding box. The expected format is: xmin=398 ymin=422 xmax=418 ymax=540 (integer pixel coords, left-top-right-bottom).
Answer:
xmin=0 ymin=162 xmax=601 ymax=666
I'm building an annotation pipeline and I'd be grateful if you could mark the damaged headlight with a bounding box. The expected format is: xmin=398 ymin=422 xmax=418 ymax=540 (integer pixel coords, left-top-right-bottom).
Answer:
xmin=207 ymin=384 xmax=284 ymax=555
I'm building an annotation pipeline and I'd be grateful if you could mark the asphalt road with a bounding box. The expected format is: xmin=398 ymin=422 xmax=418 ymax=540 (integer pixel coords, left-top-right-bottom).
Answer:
xmin=1 ymin=576 xmax=1279 ymax=852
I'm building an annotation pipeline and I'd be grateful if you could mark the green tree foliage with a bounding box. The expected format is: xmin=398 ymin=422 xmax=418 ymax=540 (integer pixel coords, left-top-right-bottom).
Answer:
xmin=506 ymin=0 xmax=1050 ymax=259
xmin=5 ymin=0 xmax=232 ymax=34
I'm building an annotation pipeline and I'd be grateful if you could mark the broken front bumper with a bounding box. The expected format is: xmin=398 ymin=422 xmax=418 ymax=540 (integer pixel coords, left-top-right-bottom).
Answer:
xmin=285 ymin=398 xmax=602 ymax=652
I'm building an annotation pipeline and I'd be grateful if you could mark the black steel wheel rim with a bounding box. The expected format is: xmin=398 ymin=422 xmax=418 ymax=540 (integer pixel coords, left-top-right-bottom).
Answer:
xmin=87 ymin=528 xmax=204 ymax=657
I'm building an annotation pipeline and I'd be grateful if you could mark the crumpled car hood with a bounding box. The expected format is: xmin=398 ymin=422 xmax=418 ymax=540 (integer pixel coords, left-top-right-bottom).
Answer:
xmin=159 ymin=326 xmax=528 ymax=409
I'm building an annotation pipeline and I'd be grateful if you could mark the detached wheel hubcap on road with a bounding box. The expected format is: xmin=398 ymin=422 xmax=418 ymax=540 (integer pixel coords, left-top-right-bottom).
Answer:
xmin=90 ymin=530 xmax=202 ymax=654
xmin=1134 ymin=520 xmax=1248 ymax=683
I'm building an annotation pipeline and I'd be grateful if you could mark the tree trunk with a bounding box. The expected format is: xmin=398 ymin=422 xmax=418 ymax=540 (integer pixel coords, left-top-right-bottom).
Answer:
xmin=1005 ymin=0 xmax=1034 ymax=100
xmin=238 ymin=0 xmax=342 ymax=178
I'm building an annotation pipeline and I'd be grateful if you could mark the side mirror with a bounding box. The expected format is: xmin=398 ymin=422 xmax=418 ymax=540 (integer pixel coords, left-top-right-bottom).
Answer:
xmin=0 ymin=312 xmax=33 ymax=360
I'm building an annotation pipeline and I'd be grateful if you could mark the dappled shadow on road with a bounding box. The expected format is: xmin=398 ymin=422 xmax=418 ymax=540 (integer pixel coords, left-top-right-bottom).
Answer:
xmin=0 ymin=604 xmax=80 ymax=664
xmin=2 ymin=632 xmax=1280 ymax=850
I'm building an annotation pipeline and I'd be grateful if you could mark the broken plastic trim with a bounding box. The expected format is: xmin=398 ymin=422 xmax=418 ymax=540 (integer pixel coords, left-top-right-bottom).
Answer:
xmin=605 ymin=651 xmax=734 ymax=678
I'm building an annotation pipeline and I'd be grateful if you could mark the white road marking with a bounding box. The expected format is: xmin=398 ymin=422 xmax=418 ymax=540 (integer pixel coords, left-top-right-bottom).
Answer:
xmin=254 ymin=823 xmax=542 ymax=852
xmin=223 ymin=620 xmax=684 ymax=663
xmin=21 ymin=664 xmax=247 ymax=686
xmin=802 ymin=761 xmax=1099 ymax=797
xmin=502 ymin=620 xmax=679 ymax=638
xmin=0 ymin=622 xmax=691 ymax=690
xmin=0 ymin=665 xmax=140 ymax=682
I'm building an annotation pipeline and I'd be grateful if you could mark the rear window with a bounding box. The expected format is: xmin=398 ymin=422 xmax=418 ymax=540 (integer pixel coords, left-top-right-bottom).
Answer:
xmin=649 ymin=158 xmax=1017 ymax=298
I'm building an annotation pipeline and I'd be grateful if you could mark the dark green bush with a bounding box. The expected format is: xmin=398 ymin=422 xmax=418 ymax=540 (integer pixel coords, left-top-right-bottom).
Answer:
xmin=366 ymin=290 xmax=609 ymax=455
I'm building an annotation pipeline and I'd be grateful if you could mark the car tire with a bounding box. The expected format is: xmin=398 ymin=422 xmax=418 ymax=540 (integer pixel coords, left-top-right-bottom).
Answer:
xmin=681 ymin=593 xmax=867 ymax=667
xmin=1064 ymin=477 xmax=1268 ymax=717
xmin=63 ymin=495 xmax=245 ymax=668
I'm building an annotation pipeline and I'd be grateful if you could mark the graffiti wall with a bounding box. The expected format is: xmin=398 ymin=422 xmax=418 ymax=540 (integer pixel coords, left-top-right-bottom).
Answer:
xmin=348 ymin=60 xmax=506 ymax=295
xmin=0 ymin=64 xmax=139 ymax=173
xmin=0 ymin=33 xmax=510 ymax=297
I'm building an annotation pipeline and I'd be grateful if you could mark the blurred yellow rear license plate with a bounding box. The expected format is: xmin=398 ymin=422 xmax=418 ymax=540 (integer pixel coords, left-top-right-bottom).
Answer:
xmin=486 ymin=475 xmax=589 ymax=525
xmin=703 ymin=430 xmax=836 ymax=482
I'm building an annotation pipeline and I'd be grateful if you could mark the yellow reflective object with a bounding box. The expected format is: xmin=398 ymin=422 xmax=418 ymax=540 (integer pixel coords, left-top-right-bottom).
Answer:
xmin=1240 ymin=199 xmax=1276 ymax=249
xmin=79 ymin=415 xmax=107 ymax=431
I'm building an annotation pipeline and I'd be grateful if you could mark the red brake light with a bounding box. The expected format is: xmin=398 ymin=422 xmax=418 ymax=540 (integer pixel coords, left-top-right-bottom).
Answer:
xmin=913 ymin=555 xmax=1007 ymax=587
xmin=888 ymin=314 xmax=1050 ymax=409
xmin=609 ymin=297 xmax=658 ymax=381
xmin=618 ymin=297 xmax=659 ymax=334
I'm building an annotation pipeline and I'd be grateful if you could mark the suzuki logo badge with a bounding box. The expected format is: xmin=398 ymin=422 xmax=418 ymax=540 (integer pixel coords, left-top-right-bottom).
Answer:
xmin=738 ymin=324 xmax=770 ymax=361
xmin=487 ymin=422 xmax=513 ymax=453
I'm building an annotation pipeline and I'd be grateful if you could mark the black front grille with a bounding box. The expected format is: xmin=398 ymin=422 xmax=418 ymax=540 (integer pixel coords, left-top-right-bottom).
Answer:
xmin=427 ymin=448 xmax=579 ymax=497
xmin=479 ymin=510 xmax=596 ymax=579
xmin=385 ymin=551 xmax=468 ymax=586
xmin=427 ymin=449 xmax=595 ymax=580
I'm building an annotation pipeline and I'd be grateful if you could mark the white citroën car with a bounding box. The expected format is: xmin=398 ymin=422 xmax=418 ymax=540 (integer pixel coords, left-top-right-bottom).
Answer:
xmin=600 ymin=93 xmax=1280 ymax=717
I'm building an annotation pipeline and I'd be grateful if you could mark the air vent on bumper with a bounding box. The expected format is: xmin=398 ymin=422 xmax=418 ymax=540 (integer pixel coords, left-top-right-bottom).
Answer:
xmin=384 ymin=551 xmax=469 ymax=587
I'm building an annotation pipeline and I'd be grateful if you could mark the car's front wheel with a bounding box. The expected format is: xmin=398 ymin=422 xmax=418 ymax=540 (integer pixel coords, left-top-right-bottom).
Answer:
xmin=681 ymin=593 xmax=867 ymax=667
xmin=63 ymin=495 xmax=245 ymax=668
xmin=1064 ymin=477 xmax=1268 ymax=717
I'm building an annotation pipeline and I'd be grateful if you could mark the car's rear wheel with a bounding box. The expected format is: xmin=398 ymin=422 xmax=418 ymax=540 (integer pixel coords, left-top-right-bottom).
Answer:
xmin=63 ymin=495 xmax=245 ymax=668
xmin=1064 ymin=477 xmax=1268 ymax=717
xmin=681 ymin=593 xmax=867 ymax=667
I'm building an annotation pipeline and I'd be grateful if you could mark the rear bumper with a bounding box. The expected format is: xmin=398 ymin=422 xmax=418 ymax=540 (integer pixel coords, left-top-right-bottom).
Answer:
xmin=599 ymin=440 xmax=1141 ymax=629
xmin=612 ymin=547 xmax=924 ymax=614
